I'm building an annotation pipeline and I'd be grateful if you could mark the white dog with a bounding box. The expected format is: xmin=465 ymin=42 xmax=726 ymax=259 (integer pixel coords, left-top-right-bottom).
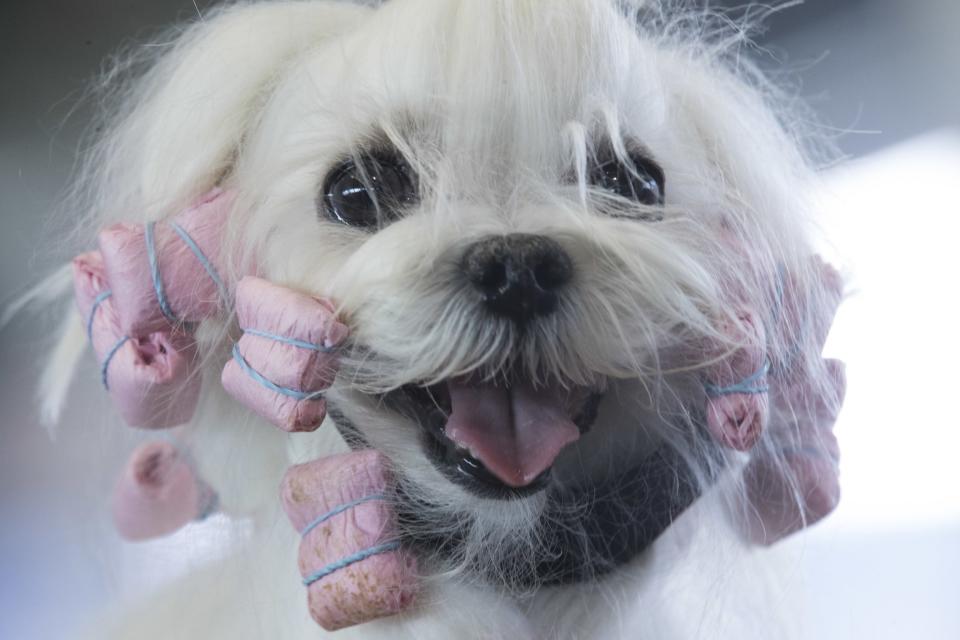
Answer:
xmin=36 ymin=1 xmax=845 ymax=638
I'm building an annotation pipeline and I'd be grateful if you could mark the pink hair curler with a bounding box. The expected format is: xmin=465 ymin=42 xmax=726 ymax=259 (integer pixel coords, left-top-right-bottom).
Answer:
xmin=73 ymin=251 xmax=200 ymax=428
xmin=221 ymin=276 xmax=348 ymax=432
xmin=98 ymin=188 xmax=234 ymax=336
xmin=769 ymin=256 xmax=845 ymax=380
xmin=281 ymin=450 xmax=418 ymax=631
xmin=111 ymin=440 xmax=218 ymax=541
xmin=743 ymin=358 xmax=845 ymax=545
xmin=703 ymin=307 xmax=769 ymax=452
xmin=742 ymin=257 xmax=846 ymax=544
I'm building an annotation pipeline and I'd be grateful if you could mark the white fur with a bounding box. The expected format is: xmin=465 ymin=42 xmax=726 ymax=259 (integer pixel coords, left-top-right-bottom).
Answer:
xmin=39 ymin=1 xmax=837 ymax=637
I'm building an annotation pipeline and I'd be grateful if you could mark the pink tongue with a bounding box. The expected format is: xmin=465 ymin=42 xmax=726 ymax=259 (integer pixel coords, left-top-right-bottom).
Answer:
xmin=445 ymin=379 xmax=580 ymax=488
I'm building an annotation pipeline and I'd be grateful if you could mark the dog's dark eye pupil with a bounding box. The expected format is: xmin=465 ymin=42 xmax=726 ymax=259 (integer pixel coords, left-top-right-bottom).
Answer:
xmin=590 ymin=155 xmax=665 ymax=207
xmin=321 ymin=154 xmax=416 ymax=228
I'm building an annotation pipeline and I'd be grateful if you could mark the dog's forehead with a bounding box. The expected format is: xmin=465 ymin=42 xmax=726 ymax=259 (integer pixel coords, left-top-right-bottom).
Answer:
xmin=273 ymin=0 xmax=669 ymax=150
xmin=244 ymin=0 xmax=809 ymax=230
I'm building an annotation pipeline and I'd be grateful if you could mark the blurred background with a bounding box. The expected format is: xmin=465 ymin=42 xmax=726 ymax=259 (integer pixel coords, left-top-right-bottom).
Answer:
xmin=2 ymin=1 xmax=958 ymax=638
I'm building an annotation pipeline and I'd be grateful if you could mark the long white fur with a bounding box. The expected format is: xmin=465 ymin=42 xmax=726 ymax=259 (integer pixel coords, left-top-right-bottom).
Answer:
xmin=35 ymin=1 xmax=839 ymax=638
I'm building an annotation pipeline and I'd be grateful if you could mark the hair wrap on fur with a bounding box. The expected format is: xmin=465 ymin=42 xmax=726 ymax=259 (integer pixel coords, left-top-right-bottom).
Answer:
xmin=740 ymin=258 xmax=846 ymax=544
xmin=71 ymin=189 xmax=238 ymax=428
xmin=97 ymin=188 xmax=233 ymax=335
xmin=112 ymin=440 xmax=219 ymax=541
xmin=72 ymin=250 xmax=201 ymax=428
xmin=702 ymin=307 xmax=769 ymax=451
xmin=221 ymin=276 xmax=349 ymax=432
xmin=281 ymin=450 xmax=419 ymax=631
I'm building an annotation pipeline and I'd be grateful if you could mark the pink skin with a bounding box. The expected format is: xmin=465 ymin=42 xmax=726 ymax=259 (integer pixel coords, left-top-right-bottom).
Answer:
xmin=98 ymin=188 xmax=233 ymax=336
xmin=704 ymin=308 xmax=768 ymax=452
xmin=73 ymin=251 xmax=201 ymax=429
xmin=743 ymin=258 xmax=846 ymax=545
xmin=221 ymin=276 xmax=349 ymax=432
xmin=281 ymin=451 xmax=418 ymax=631
xmin=112 ymin=441 xmax=216 ymax=541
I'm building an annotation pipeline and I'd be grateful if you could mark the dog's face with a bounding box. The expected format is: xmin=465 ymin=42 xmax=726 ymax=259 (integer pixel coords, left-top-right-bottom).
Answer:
xmin=218 ymin=0 xmax=814 ymax=578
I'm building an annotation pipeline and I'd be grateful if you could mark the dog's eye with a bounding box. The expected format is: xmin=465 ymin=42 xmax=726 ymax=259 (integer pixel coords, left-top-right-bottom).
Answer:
xmin=321 ymin=154 xmax=417 ymax=229
xmin=590 ymin=154 xmax=665 ymax=208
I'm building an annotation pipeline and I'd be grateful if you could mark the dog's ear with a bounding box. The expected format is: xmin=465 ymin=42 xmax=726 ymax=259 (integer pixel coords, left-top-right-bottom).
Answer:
xmin=94 ymin=1 xmax=369 ymax=222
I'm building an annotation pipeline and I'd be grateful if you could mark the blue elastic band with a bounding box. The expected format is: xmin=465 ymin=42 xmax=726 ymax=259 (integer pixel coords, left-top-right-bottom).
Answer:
xmin=242 ymin=327 xmax=337 ymax=353
xmin=778 ymin=445 xmax=836 ymax=462
xmin=87 ymin=290 xmax=112 ymax=342
xmin=704 ymin=360 xmax=770 ymax=397
xmin=145 ymin=221 xmax=178 ymax=325
xmin=195 ymin=491 xmax=220 ymax=522
xmin=300 ymin=494 xmax=386 ymax=538
xmin=302 ymin=541 xmax=401 ymax=587
xmin=230 ymin=343 xmax=323 ymax=401
xmin=170 ymin=221 xmax=228 ymax=306
xmin=101 ymin=335 xmax=131 ymax=390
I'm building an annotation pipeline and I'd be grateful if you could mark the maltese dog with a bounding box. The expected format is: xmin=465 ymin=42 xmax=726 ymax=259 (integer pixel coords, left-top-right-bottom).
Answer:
xmin=33 ymin=1 xmax=846 ymax=638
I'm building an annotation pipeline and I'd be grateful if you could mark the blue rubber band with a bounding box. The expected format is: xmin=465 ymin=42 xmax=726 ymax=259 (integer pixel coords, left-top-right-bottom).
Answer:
xmin=101 ymin=335 xmax=131 ymax=390
xmin=231 ymin=343 xmax=323 ymax=401
xmin=170 ymin=221 xmax=228 ymax=306
xmin=302 ymin=541 xmax=401 ymax=587
xmin=145 ymin=222 xmax=178 ymax=325
xmin=195 ymin=491 xmax=220 ymax=522
xmin=704 ymin=360 xmax=770 ymax=397
xmin=242 ymin=328 xmax=337 ymax=353
xmin=87 ymin=290 xmax=112 ymax=342
xmin=300 ymin=494 xmax=386 ymax=538
xmin=778 ymin=445 xmax=836 ymax=462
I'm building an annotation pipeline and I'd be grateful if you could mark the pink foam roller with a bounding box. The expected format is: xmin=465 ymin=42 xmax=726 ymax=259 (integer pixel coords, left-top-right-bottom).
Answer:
xmin=704 ymin=308 xmax=768 ymax=451
xmin=739 ymin=257 xmax=846 ymax=544
xmin=771 ymin=256 xmax=844 ymax=380
xmin=281 ymin=451 xmax=418 ymax=631
xmin=706 ymin=392 xmax=768 ymax=451
xmin=112 ymin=441 xmax=218 ymax=541
xmin=73 ymin=251 xmax=200 ymax=428
xmin=743 ymin=359 xmax=845 ymax=545
xmin=221 ymin=276 xmax=348 ymax=432
xmin=98 ymin=188 xmax=233 ymax=336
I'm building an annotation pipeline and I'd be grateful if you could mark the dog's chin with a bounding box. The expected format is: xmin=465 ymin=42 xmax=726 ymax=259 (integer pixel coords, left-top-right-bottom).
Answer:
xmin=377 ymin=377 xmax=604 ymax=500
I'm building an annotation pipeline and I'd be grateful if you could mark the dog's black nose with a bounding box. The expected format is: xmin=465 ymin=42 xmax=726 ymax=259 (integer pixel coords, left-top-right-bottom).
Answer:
xmin=461 ymin=234 xmax=573 ymax=323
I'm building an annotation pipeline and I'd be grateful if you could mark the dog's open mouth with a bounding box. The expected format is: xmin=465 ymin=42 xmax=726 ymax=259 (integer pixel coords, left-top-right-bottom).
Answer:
xmin=383 ymin=376 xmax=602 ymax=499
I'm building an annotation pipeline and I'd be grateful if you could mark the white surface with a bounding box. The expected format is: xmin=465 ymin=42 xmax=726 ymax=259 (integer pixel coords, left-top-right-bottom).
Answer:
xmin=791 ymin=130 xmax=960 ymax=640
xmin=819 ymin=130 xmax=960 ymax=532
